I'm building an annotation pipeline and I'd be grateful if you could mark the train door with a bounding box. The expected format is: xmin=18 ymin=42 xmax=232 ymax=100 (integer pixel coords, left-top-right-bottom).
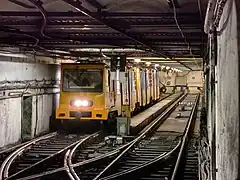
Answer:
xmin=145 ymin=69 xmax=148 ymax=104
xmin=140 ymin=70 xmax=145 ymax=107
xmin=129 ymin=69 xmax=133 ymax=111
xmin=152 ymin=69 xmax=156 ymax=100
xmin=135 ymin=67 xmax=141 ymax=107
xmin=156 ymin=70 xmax=159 ymax=98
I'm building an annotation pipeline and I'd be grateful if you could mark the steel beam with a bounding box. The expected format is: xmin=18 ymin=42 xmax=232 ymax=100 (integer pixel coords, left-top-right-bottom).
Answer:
xmin=86 ymin=0 xmax=105 ymax=10
xmin=0 ymin=11 xmax=203 ymax=17
xmin=4 ymin=36 xmax=203 ymax=45
xmin=61 ymin=0 xmax=192 ymax=70
xmin=8 ymin=0 xmax=35 ymax=9
xmin=0 ymin=26 xmax=39 ymax=46
xmin=61 ymin=1 xmax=168 ymax=58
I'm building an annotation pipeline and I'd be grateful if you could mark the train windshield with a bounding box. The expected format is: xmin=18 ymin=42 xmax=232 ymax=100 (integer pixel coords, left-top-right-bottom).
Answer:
xmin=63 ymin=69 xmax=103 ymax=92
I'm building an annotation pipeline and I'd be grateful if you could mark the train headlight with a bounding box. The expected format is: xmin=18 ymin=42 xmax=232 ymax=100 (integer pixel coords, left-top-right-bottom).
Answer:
xmin=71 ymin=100 xmax=93 ymax=107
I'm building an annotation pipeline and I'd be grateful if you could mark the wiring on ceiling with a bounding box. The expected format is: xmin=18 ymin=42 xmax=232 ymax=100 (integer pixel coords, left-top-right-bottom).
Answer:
xmin=197 ymin=0 xmax=205 ymax=69
xmin=197 ymin=0 xmax=203 ymax=22
xmin=170 ymin=0 xmax=200 ymax=69
xmin=27 ymin=0 xmax=52 ymax=39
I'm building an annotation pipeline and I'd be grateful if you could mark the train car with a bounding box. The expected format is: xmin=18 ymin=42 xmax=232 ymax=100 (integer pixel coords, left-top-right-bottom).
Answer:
xmin=55 ymin=62 xmax=163 ymax=130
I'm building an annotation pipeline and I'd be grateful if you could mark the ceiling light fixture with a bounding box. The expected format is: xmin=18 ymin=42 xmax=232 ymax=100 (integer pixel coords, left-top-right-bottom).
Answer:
xmin=134 ymin=58 xmax=141 ymax=63
xmin=0 ymin=52 xmax=27 ymax=58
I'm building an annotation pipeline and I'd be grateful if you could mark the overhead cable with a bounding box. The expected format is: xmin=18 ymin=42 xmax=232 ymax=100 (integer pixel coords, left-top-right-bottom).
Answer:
xmin=171 ymin=0 xmax=201 ymax=69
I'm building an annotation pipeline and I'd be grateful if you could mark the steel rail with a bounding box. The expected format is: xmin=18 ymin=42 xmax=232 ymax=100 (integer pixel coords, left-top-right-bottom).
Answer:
xmin=64 ymin=150 xmax=75 ymax=180
xmin=12 ymin=94 xmax=185 ymax=180
xmin=66 ymin=132 xmax=100 ymax=180
xmin=14 ymin=139 xmax=134 ymax=180
xmin=98 ymin=142 xmax=178 ymax=180
xmin=93 ymin=93 xmax=187 ymax=180
xmin=99 ymin=94 xmax=199 ymax=179
xmin=0 ymin=132 xmax=57 ymax=180
xmin=171 ymin=93 xmax=200 ymax=180
xmin=7 ymin=133 xmax=95 ymax=180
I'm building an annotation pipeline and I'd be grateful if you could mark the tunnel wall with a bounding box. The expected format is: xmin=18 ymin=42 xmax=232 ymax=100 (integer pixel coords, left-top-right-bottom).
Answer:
xmin=0 ymin=58 xmax=60 ymax=147
xmin=206 ymin=0 xmax=240 ymax=179
xmin=215 ymin=0 xmax=239 ymax=179
xmin=159 ymin=71 xmax=203 ymax=93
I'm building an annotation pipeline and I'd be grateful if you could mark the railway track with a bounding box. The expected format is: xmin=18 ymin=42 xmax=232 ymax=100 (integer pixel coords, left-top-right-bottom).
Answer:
xmin=91 ymin=94 xmax=199 ymax=180
xmin=0 ymin=132 xmax=101 ymax=180
xmin=62 ymin=93 xmax=195 ymax=180
xmin=5 ymin=93 xmax=185 ymax=180
xmin=0 ymin=93 xmax=200 ymax=180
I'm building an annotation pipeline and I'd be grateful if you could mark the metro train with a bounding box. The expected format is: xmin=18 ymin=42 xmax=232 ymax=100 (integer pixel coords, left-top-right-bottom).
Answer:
xmin=54 ymin=62 xmax=165 ymax=130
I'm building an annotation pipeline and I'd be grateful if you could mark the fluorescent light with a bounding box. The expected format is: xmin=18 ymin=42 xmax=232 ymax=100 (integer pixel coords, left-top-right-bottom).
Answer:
xmin=47 ymin=50 xmax=70 ymax=54
xmin=0 ymin=52 xmax=27 ymax=58
xmin=134 ymin=58 xmax=141 ymax=63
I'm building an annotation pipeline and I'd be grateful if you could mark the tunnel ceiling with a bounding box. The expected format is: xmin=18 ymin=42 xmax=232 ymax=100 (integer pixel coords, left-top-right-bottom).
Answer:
xmin=0 ymin=0 xmax=208 ymax=70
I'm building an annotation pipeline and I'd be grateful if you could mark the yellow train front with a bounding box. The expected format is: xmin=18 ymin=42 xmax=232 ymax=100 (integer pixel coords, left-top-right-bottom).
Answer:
xmin=55 ymin=62 xmax=164 ymax=132
xmin=56 ymin=63 xmax=117 ymax=125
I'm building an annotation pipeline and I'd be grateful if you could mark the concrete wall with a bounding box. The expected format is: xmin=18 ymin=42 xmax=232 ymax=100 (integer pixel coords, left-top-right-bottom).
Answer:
xmin=214 ymin=0 xmax=239 ymax=179
xmin=159 ymin=71 xmax=203 ymax=93
xmin=159 ymin=71 xmax=176 ymax=93
xmin=0 ymin=57 xmax=60 ymax=147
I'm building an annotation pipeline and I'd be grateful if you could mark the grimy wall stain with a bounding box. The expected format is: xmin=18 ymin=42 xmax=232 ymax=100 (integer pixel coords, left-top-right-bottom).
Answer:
xmin=215 ymin=0 xmax=239 ymax=179
xmin=0 ymin=60 xmax=59 ymax=148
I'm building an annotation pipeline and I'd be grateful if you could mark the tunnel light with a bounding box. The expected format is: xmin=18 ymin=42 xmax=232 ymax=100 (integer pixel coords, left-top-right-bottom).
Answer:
xmin=134 ymin=58 xmax=141 ymax=63
xmin=145 ymin=62 xmax=151 ymax=65
xmin=0 ymin=52 xmax=27 ymax=58
xmin=81 ymin=25 xmax=91 ymax=30
xmin=47 ymin=50 xmax=70 ymax=54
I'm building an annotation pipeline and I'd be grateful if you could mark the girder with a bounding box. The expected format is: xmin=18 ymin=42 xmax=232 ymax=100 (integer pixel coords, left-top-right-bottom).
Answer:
xmin=0 ymin=1 xmax=206 ymax=70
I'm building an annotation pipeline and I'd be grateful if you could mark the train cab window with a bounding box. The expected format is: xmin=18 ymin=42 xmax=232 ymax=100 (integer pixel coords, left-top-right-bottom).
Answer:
xmin=63 ymin=69 xmax=103 ymax=92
